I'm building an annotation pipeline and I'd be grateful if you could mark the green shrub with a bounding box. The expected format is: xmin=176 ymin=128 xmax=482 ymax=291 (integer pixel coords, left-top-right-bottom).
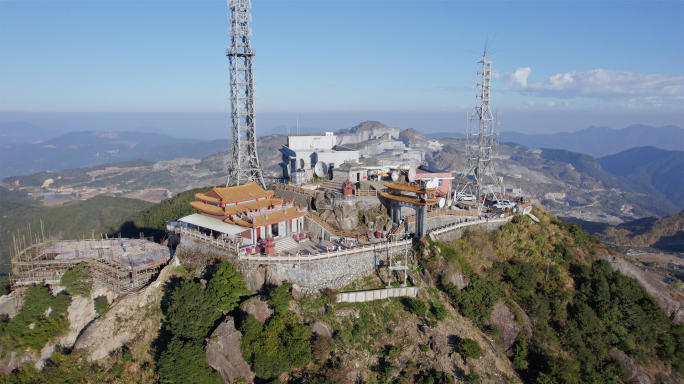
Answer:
xmin=419 ymin=344 xmax=429 ymax=352
xmin=430 ymin=301 xmax=449 ymax=321
xmin=241 ymin=312 xmax=311 ymax=379
xmin=60 ymin=262 xmax=93 ymax=298
xmin=446 ymin=274 xmax=502 ymax=324
xmin=404 ymin=298 xmax=427 ymax=316
xmin=207 ymin=261 xmax=249 ymax=312
xmin=94 ymin=296 xmax=109 ymax=317
xmin=158 ymin=338 xmax=223 ymax=384
xmin=512 ymin=332 xmax=528 ymax=369
xmin=268 ymin=282 xmax=293 ymax=314
xmin=464 ymin=372 xmax=480 ymax=384
xmin=164 ymin=280 xmax=221 ymax=340
xmin=458 ymin=338 xmax=481 ymax=359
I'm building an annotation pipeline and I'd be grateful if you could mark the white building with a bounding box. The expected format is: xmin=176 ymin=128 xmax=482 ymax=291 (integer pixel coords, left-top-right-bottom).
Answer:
xmin=279 ymin=133 xmax=360 ymax=184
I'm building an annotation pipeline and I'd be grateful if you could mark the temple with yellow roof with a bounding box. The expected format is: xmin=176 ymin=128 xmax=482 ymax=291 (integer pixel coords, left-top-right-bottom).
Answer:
xmin=177 ymin=182 xmax=307 ymax=245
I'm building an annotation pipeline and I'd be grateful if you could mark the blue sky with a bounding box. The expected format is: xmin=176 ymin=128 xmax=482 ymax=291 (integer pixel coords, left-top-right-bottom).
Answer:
xmin=0 ymin=1 xmax=682 ymax=136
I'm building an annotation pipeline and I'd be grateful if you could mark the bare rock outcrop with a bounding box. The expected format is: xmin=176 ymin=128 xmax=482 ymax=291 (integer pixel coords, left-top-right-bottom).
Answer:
xmin=73 ymin=263 xmax=175 ymax=360
xmin=487 ymin=301 xmax=522 ymax=351
xmin=312 ymin=321 xmax=333 ymax=339
xmin=628 ymin=372 xmax=655 ymax=384
xmin=0 ymin=292 xmax=22 ymax=319
xmin=325 ymin=201 xmax=358 ymax=232
xmin=429 ymin=332 xmax=449 ymax=355
xmin=205 ymin=316 xmax=255 ymax=384
xmin=238 ymin=296 xmax=273 ymax=325
xmin=609 ymin=349 xmax=638 ymax=379
xmin=601 ymin=254 xmax=684 ymax=324
xmin=0 ymin=351 xmax=32 ymax=375
xmin=443 ymin=270 xmax=469 ymax=291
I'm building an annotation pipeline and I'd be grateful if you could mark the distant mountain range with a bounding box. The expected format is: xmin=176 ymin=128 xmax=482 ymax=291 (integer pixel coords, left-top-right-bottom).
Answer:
xmin=424 ymin=132 xmax=466 ymax=139
xmin=0 ymin=122 xmax=64 ymax=145
xmin=538 ymin=146 xmax=684 ymax=215
xmin=0 ymin=130 xmax=230 ymax=179
xmin=500 ymin=124 xmax=684 ymax=158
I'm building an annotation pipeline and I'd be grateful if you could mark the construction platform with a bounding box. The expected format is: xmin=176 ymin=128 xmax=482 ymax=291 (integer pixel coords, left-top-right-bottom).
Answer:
xmin=11 ymin=238 xmax=171 ymax=295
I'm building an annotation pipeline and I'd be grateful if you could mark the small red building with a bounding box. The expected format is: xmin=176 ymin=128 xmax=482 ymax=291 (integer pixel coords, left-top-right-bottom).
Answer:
xmin=415 ymin=165 xmax=454 ymax=196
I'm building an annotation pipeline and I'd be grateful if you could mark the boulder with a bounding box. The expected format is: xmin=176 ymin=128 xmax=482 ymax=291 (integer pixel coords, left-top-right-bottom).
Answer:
xmin=429 ymin=333 xmax=449 ymax=355
xmin=243 ymin=266 xmax=265 ymax=293
xmin=487 ymin=301 xmax=522 ymax=351
xmin=264 ymin=266 xmax=289 ymax=288
xmin=291 ymin=284 xmax=302 ymax=302
xmin=205 ymin=316 xmax=255 ymax=384
xmin=0 ymin=293 xmax=22 ymax=319
xmin=421 ymin=269 xmax=433 ymax=286
xmin=609 ymin=349 xmax=637 ymax=379
xmin=238 ymin=296 xmax=273 ymax=325
xmin=443 ymin=270 xmax=469 ymax=291
xmin=0 ymin=351 xmax=32 ymax=375
xmin=311 ymin=322 xmax=333 ymax=339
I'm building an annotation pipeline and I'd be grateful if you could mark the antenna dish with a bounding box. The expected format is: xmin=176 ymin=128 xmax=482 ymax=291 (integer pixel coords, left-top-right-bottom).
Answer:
xmin=314 ymin=161 xmax=328 ymax=178
xmin=425 ymin=177 xmax=438 ymax=189
xmin=407 ymin=168 xmax=416 ymax=182
xmin=391 ymin=170 xmax=400 ymax=182
xmin=438 ymin=198 xmax=445 ymax=208
xmin=446 ymin=199 xmax=453 ymax=207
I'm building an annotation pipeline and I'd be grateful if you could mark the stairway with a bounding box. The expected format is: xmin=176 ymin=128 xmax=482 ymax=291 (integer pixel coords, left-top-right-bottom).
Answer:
xmin=318 ymin=180 xmax=345 ymax=192
xmin=273 ymin=236 xmax=299 ymax=254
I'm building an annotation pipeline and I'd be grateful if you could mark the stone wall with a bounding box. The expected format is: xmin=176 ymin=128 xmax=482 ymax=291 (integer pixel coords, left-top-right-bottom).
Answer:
xmin=265 ymin=246 xmax=401 ymax=294
xmin=273 ymin=188 xmax=313 ymax=208
xmin=433 ymin=219 xmax=511 ymax=243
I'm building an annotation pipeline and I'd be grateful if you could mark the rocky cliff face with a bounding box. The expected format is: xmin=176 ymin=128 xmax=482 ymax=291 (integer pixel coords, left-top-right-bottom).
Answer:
xmin=336 ymin=121 xmax=402 ymax=145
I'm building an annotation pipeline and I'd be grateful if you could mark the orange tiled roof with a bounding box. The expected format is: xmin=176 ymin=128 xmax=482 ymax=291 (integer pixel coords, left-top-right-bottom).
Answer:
xmin=382 ymin=181 xmax=437 ymax=194
xmin=195 ymin=182 xmax=274 ymax=204
xmin=190 ymin=198 xmax=283 ymax=216
xmin=225 ymin=207 xmax=307 ymax=228
xmin=379 ymin=191 xmax=439 ymax=206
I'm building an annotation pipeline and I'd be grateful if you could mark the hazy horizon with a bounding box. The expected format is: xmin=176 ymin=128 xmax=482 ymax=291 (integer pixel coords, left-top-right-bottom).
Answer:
xmin=2 ymin=110 xmax=682 ymax=140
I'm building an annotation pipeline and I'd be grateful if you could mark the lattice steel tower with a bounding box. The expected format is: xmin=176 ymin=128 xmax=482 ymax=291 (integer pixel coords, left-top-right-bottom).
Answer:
xmin=226 ymin=0 xmax=265 ymax=188
xmin=455 ymin=52 xmax=503 ymax=213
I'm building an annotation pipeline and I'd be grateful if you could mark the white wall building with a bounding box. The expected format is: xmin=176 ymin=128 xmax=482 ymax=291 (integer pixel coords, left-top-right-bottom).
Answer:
xmin=279 ymin=133 xmax=360 ymax=184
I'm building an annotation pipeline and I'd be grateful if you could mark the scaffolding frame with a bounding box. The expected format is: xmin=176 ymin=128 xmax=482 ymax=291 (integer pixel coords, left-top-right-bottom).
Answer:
xmin=9 ymin=232 xmax=169 ymax=296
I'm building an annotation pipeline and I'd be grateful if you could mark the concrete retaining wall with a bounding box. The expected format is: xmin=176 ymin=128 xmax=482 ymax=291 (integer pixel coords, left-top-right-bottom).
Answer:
xmin=337 ymin=287 xmax=419 ymax=303
xmin=433 ymin=217 xmax=512 ymax=243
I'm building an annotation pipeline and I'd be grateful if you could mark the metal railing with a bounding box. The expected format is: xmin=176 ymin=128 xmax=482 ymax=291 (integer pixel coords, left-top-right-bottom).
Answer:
xmin=239 ymin=239 xmax=412 ymax=263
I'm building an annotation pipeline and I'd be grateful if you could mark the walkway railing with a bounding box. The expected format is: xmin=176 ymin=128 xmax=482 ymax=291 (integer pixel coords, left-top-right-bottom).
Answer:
xmin=239 ymin=239 xmax=412 ymax=263
xmin=180 ymin=227 xmax=240 ymax=253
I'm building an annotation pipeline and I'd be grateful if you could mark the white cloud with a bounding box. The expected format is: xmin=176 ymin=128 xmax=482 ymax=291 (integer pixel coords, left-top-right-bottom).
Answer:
xmin=506 ymin=67 xmax=532 ymax=87
xmin=505 ymin=68 xmax=683 ymax=101
xmin=326 ymin=83 xmax=339 ymax=87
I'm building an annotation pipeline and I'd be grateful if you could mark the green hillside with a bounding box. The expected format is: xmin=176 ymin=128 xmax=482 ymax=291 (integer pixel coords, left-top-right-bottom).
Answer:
xmin=0 ymin=188 xmax=152 ymax=274
xmin=97 ymin=186 xmax=211 ymax=240
xmin=598 ymin=209 xmax=684 ymax=252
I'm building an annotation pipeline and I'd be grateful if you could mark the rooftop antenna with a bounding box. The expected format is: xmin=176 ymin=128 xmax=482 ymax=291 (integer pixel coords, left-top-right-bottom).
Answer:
xmin=455 ymin=38 xmax=504 ymax=214
xmin=226 ymin=0 xmax=265 ymax=188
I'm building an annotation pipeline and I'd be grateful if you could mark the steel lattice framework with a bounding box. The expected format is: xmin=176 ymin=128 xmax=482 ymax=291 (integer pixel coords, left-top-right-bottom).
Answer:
xmin=456 ymin=54 xmax=503 ymax=213
xmin=226 ymin=0 xmax=265 ymax=188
